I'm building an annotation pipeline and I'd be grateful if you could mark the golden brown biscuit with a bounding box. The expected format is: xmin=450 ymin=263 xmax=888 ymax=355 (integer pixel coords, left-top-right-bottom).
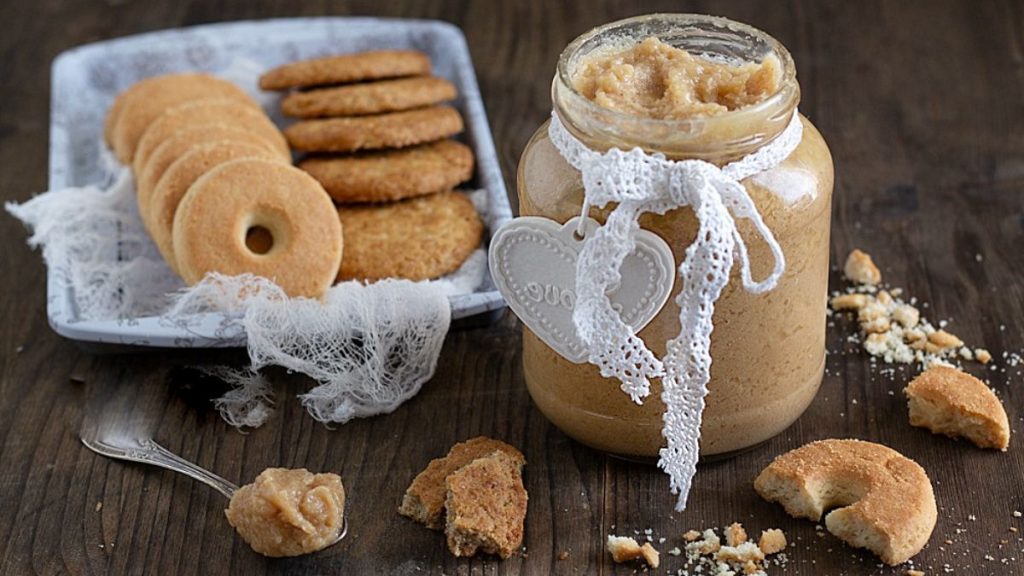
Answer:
xmin=754 ymin=439 xmax=937 ymax=565
xmin=259 ymin=50 xmax=431 ymax=90
xmin=136 ymin=121 xmax=286 ymax=225
xmin=337 ymin=191 xmax=482 ymax=282
xmin=281 ymin=76 xmax=457 ymax=118
xmin=134 ymin=98 xmax=288 ymax=179
xmin=904 ymin=365 xmax=1010 ymax=450
xmin=444 ymin=451 xmax=528 ymax=559
xmin=285 ymin=106 xmax=463 ymax=153
xmin=173 ymin=159 xmax=342 ymax=298
xmin=399 ymin=437 xmax=525 ymax=530
xmin=299 ymin=140 xmax=474 ymax=203
xmin=149 ymin=140 xmax=283 ymax=272
xmin=108 ymin=73 xmax=256 ymax=163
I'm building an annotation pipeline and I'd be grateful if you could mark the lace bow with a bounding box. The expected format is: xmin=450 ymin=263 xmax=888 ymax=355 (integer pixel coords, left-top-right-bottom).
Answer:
xmin=548 ymin=110 xmax=803 ymax=511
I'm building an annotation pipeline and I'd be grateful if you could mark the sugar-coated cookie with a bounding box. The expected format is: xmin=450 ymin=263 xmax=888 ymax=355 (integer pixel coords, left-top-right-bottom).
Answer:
xmin=259 ymin=50 xmax=431 ymax=90
xmin=299 ymin=140 xmax=474 ymax=203
xmin=336 ymin=191 xmax=482 ymax=282
xmin=281 ymin=76 xmax=457 ymax=118
xmin=173 ymin=159 xmax=342 ymax=298
xmin=285 ymin=106 xmax=463 ymax=153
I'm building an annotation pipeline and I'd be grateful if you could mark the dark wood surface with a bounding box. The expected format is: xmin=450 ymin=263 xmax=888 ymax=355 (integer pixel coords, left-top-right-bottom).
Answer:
xmin=2 ymin=1 xmax=1023 ymax=574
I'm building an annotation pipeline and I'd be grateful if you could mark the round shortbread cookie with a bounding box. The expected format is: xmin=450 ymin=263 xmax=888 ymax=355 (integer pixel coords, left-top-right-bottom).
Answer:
xmin=135 ymin=121 xmax=288 ymax=226
xmin=134 ymin=98 xmax=288 ymax=178
xmin=281 ymin=76 xmax=457 ymax=118
xmin=149 ymin=140 xmax=284 ymax=272
xmin=173 ymin=159 xmax=342 ymax=298
xmin=299 ymin=140 xmax=474 ymax=203
xmin=259 ymin=50 xmax=431 ymax=91
xmin=754 ymin=439 xmax=937 ymax=566
xmin=336 ymin=191 xmax=482 ymax=282
xmin=284 ymin=106 xmax=463 ymax=153
xmin=109 ymin=73 xmax=256 ymax=163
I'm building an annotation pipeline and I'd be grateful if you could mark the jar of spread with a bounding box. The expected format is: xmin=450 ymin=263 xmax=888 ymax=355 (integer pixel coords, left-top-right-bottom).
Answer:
xmin=517 ymin=14 xmax=834 ymax=458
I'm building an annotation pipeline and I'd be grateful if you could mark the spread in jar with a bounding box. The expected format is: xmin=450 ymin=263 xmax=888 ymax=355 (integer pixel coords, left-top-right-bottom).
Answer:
xmin=225 ymin=467 xmax=346 ymax=557
xmin=518 ymin=14 xmax=833 ymax=458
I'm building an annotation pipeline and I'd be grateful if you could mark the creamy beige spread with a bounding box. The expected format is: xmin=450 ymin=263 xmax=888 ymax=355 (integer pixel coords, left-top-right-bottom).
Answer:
xmin=225 ymin=467 xmax=346 ymax=557
xmin=572 ymin=37 xmax=781 ymax=119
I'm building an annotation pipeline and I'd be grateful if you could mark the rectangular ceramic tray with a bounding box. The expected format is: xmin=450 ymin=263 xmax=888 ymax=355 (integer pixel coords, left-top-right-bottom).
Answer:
xmin=47 ymin=17 xmax=511 ymax=348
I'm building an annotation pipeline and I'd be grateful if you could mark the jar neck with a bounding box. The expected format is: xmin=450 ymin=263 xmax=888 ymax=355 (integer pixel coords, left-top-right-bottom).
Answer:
xmin=552 ymin=14 xmax=800 ymax=165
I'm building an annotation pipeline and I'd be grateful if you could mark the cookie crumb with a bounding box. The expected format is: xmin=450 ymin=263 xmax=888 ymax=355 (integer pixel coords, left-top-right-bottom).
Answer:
xmin=906 ymin=569 xmax=926 ymax=576
xmin=758 ymin=528 xmax=787 ymax=554
xmin=558 ymin=550 xmax=569 ymax=561
xmin=976 ymin=348 xmax=992 ymax=364
xmin=95 ymin=501 xmax=103 ymax=512
xmin=725 ymin=522 xmax=748 ymax=546
xmin=844 ymin=249 xmax=882 ymax=285
xmin=683 ymin=529 xmax=701 ymax=542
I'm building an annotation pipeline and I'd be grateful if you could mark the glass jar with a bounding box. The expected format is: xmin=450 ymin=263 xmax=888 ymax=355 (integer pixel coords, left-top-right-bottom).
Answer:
xmin=518 ymin=14 xmax=834 ymax=458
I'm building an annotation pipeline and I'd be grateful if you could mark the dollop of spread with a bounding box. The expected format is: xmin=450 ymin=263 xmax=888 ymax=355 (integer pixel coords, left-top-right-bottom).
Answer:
xmin=572 ymin=37 xmax=781 ymax=119
xmin=225 ymin=467 xmax=345 ymax=557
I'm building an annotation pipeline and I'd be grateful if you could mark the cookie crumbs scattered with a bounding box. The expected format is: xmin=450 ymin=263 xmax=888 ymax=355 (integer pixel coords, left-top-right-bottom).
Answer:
xmin=678 ymin=526 xmax=787 ymax=575
xmin=830 ymin=249 xmax=989 ymax=371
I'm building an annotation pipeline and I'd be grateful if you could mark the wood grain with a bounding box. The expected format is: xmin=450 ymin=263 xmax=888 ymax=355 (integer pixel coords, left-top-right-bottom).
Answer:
xmin=1 ymin=0 xmax=1022 ymax=574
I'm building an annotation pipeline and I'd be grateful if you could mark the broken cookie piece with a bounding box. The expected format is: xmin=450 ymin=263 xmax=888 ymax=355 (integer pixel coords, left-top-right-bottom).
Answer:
xmin=444 ymin=451 xmax=528 ymax=559
xmin=905 ymin=365 xmax=1010 ymax=450
xmin=399 ymin=436 xmax=525 ymax=529
xmin=606 ymin=535 xmax=660 ymax=568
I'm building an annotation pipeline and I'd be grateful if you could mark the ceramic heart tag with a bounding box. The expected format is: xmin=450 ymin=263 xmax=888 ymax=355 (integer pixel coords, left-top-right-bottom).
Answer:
xmin=489 ymin=216 xmax=675 ymax=363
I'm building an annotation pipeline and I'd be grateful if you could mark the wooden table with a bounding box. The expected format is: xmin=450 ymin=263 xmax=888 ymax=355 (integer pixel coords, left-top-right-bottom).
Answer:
xmin=2 ymin=1 xmax=1022 ymax=574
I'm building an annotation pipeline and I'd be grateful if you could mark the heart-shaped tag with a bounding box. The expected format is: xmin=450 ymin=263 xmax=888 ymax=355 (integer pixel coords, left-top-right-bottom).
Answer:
xmin=489 ymin=216 xmax=675 ymax=363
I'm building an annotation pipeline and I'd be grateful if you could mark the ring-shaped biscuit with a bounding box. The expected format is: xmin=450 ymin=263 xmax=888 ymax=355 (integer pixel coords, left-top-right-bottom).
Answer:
xmin=108 ymin=73 xmax=256 ymax=163
xmin=149 ymin=140 xmax=284 ymax=273
xmin=172 ymin=159 xmax=343 ymax=298
xmin=134 ymin=98 xmax=288 ymax=180
xmin=754 ymin=439 xmax=937 ymax=565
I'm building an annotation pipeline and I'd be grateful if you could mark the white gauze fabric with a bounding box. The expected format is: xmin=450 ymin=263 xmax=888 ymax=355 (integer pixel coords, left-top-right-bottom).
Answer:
xmin=7 ymin=160 xmax=484 ymax=428
xmin=548 ymin=110 xmax=803 ymax=511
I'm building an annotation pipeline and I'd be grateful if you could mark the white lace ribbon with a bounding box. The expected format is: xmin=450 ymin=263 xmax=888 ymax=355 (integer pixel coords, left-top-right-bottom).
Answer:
xmin=548 ymin=110 xmax=803 ymax=511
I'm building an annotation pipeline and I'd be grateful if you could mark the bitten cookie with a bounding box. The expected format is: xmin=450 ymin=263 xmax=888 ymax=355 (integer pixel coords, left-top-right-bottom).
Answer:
xmin=108 ymin=73 xmax=256 ymax=163
xmin=133 ymin=99 xmax=289 ymax=177
xmin=905 ymin=365 xmax=1010 ymax=450
xmin=281 ymin=76 xmax=457 ymax=118
xmin=149 ymin=140 xmax=284 ymax=272
xmin=444 ymin=451 xmax=528 ymax=559
xmin=754 ymin=439 xmax=937 ymax=566
xmin=299 ymin=140 xmax=474 ymax=203
xmin=284 ymin=106 xmax=464 ymax=153
xmin=172 ymin=159 xmax=343 ymax=298
xmin=399 ymin=437 xmax=525 ymax=530
xmin=259 ymin=50 xmax=432 ymax=90
xmin=336 ymin=191 xmax=482 ymax=282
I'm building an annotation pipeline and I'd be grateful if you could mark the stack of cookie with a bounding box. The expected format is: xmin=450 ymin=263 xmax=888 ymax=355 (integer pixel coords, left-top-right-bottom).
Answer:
xmin=105 ymin=73 xmax=343 ymax=298
xmin=260 ymin=49 xmax=483 ymax=282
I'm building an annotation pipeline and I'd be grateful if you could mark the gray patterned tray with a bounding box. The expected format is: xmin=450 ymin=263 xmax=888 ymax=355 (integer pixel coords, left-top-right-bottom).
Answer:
xmin=47 ymin=17 xmax=511 ymax=348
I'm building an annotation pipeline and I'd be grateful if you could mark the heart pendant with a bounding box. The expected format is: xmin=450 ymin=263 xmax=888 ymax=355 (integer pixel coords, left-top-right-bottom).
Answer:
xmin=488 ymin=216 xmax=675 ymax=363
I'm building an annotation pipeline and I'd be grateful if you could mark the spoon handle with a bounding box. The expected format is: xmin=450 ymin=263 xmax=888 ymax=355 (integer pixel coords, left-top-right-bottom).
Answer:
xmin=81 ymin=436 xmax=239 ymax=500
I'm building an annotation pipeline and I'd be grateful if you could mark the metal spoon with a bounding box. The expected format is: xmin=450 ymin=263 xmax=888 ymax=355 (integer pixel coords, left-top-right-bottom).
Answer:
xmin=80 ymin=434 xmax=347 ymax=550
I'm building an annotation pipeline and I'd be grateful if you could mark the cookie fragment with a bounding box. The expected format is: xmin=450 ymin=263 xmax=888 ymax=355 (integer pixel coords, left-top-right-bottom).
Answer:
xmin=300 ymin=140 xmax=474 ymax=203
xmin=284 ymin=106 xmax=464 ymax=153
xmin=259 ymin=50 xmax=432 ymax=90
xmin=337 ymin=191 xmax=483 ymax=282
xmin=904 ymin=365 xmax=1010 ymax=450
xmin=399 ymin=437 xmax=524 ymax=530
xmin=606 ymin=536 xmax=659 ymax=568
xmin=843 ymin=248 xmax=881 ymax=285
xmin=282 ymin=76 xmax=457 ymax=118
xmin=444 ymin=451 xmax=528 ymax=559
